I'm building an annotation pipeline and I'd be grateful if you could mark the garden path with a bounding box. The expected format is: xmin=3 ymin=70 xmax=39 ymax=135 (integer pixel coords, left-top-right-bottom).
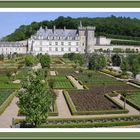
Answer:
xmin=112 ymin=94 xmax=140 ymax=115
xmin=67 ymin=76 xmax=84 ymax=89
xmin=53 ymin=90 xmax=71 ymax=118
xmin=50 ymin=71 xmax=56 ymax=76
xmin=0 ymin=97 xmax=19 ymax=128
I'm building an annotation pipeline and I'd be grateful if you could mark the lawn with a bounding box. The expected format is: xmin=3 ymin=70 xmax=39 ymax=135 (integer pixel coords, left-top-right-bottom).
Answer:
xmin=73 ymin=71 xmax=123 ymax=87
xmin=126 ymin=92 xmax=140 ymax=107
xmin=0 ymin=89 xmax=14 ymax=105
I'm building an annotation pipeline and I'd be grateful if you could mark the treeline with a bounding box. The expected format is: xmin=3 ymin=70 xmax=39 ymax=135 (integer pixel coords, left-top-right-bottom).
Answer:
xmin=3 ymin=15 xmax=140 ymax=41
xmin=111 ymin=40 xmax=140 ymax=46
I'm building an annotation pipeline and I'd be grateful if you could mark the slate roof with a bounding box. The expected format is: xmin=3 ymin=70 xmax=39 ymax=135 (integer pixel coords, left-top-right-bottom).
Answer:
xmin=32 ymin=26 xmax=79 ymax=40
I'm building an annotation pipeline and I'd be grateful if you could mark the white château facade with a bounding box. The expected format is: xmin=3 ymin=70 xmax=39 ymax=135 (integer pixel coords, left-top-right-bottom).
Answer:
xmin=0 ymin=23 xmax=140 ymax=55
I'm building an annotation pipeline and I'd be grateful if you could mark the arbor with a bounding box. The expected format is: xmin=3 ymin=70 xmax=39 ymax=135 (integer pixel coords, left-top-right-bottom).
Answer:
xmin=111 ymin=54 xmax=121 ymax=66
xmin=17 ymin=73 xmax=53 ymax=127
xmin=39 ymin=54 xmax=50 ymax=68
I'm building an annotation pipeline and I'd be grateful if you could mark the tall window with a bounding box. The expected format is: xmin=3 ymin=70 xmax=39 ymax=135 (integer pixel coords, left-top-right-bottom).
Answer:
xmin=55 ymin=42 xmax=58 ymax=45
xmin=69 ymin=48 xmax=71 ymax=52
xmin=55 ymin=48 xmax=58 ymax=51
xmin=76 ymin=42 xmax=79 ymax=46
xmin=76 ymin=48 xmax=78 ymax=52
xmin=49 ymin=47 xmax=52 ymax=51
xmin=40 ymin=47 xmax=42 ymax=51
xmin=68 ymin=42 xmax=71 ymax=46
xmin=61 ymin=48 xmax=64 ymax=51
xmin=49 ymin=42 xmax=52 ymax=45
xmin=61 ymin=42 xmax=64 ymax=46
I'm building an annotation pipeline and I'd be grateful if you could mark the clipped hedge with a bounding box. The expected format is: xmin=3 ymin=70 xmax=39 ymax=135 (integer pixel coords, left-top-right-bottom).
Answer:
xmin=63 ymin=90 xmax=128 ymax=115
xmin=105 ymin=94 xmax=128 ymax=112
xmin=101 ymin=69 xmax=121 ymax=78
xmin=129 ymin=80 xmax=140 ymax=86
xmin=121 ymin=95 xmax=140 ymax=111
xmin=48 ymin=101 xmax=58 ymax=116
xmin=39 ymin=120 xmax=140 ymax=128
xmin=0 ymin=90 xmax=16 ymax=115
xmin=63 ymin=90 xmax=77 ymax=114
xmin=71 ymin=74 xmax=89 ymax=89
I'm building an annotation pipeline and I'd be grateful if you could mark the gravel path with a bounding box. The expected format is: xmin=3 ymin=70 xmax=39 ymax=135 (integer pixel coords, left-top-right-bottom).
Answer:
xmin=53 ymin=90 xmax=71 ymax=118
xmin=67 ymin=76 xmax=84 ymax=89
xmin=50 ymin=71 xmax=56 ymax=76
xmin=0 ymin=97 xmax=19 ymax=128
xmin=112 ymin=94 xmax=140 ymax=115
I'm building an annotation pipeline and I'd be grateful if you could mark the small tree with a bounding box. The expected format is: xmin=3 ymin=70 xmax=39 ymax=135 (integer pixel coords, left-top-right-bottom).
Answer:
xmin=25 ymin=55 xmax=36 ymax=66
xmin=17 ymin=73 xmax=53 ymax=127
xmin=39 ymin=54 xmax=50 ymax=68
xmin=131 ymin=59 xmax=140 ymax=78
xmin=120 ymin=58 xmax=129 ymax=75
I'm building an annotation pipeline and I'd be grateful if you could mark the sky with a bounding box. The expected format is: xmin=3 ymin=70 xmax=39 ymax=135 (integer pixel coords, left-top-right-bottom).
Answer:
xmin=0 ymin=12 xmax=140 ymax=38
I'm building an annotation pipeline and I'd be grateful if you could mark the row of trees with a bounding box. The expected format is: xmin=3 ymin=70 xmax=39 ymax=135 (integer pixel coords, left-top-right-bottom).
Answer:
xmin=3 ymin=16 xmax=140 ymax=41
xmin=111 ymin=40 xmax=140 ymax=46
xmin=121 ymin=54 xmax=140 ymax=78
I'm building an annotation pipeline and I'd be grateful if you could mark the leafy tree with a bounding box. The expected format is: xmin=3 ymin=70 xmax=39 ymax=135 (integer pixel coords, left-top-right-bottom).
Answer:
xmin=25 ymin=55 xmax=36 ymax=66
xmin=39 ymin=54 xmax=50 ymax=68
xmin=111 ymin=54 xmax=121 ymax=66
xmin=131 ymin=58 xmax=140 ymax=78
xmin=120 ymin=57 xmax=129 ymax=75
xmin=17 ymin=73 xmax=53 ymax=127
xmin=88 ymin=54 xmax=107 ymax=71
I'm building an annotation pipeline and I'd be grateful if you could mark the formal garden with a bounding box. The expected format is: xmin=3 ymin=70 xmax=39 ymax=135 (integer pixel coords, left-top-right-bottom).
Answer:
xmin=0 ymin=52 xmax=140 ymax=128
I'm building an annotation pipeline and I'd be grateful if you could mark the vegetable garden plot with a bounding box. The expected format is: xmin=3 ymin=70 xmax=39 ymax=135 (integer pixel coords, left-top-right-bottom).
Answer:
xmin=69 ymin=84 xmax=139 ymax=111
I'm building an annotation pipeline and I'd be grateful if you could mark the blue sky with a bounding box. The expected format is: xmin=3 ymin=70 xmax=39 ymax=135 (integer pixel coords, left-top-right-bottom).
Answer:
xmin=0 ymin=12 xmax=140 ymax=38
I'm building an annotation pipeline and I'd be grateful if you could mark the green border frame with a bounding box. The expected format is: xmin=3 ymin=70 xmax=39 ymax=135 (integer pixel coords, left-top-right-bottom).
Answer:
xmin=0 ymin=0 xmax=140 ymax=139
xmin=1 ymin=1 xmax=140 ymax=8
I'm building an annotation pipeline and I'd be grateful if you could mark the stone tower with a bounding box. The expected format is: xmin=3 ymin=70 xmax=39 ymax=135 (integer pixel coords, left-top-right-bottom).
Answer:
xmin=85 ymin=26 xmax=96 ymax=54
xmin=78 ymin=21 xmax=96 ymax=54
xmin=78 ymin=21 xmax=86 ymax=54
